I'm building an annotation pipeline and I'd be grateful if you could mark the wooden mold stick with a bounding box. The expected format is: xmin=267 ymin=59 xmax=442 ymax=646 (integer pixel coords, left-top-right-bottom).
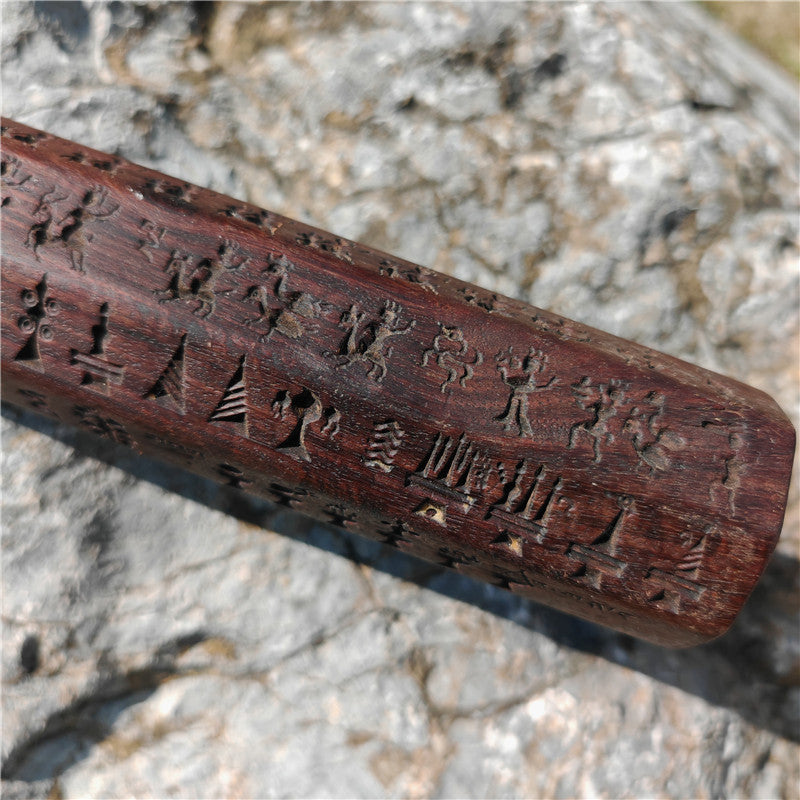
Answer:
xmin=1 ymin=118 xmax=794 ymax=647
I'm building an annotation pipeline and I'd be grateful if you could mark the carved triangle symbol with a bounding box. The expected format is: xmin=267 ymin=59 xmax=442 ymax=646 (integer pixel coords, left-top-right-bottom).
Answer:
xmin=209 ymin=355 xmax=248 ymax=435
xmin=146 ymin=334 xmax=187 ymax=413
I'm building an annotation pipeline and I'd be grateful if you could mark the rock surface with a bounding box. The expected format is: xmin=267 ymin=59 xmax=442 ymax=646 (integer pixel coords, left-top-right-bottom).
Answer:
xmin=2 ymin=2 xmax=798 ymax=798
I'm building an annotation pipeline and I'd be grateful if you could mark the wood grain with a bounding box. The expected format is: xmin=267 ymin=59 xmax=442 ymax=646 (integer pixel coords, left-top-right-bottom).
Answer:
xmin=1 ymin=118 xmax=794 ymax=647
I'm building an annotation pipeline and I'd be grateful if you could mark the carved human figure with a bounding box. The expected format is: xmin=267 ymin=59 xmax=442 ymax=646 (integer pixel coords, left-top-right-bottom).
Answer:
xmin=494 ymin=347 xmax=557 ymax=437
xmin=706 ymin=426 xmax=746 ymax=514
xmin=25 ymin=185 xmax=119 ymax=272
xmin=63 ymin=187 xmax=120 ymax=272
xmin=137 ymin=219 xmax=166 ymax=262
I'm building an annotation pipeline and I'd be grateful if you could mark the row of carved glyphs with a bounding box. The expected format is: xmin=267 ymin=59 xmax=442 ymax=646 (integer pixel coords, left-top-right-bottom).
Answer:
xmin=404 ymin=432 xmax=713 ymax=613
xmin=12 ymin=276 xmax=716 ymax=613
xmin=13 ymin=258 xmax=745 ymax=518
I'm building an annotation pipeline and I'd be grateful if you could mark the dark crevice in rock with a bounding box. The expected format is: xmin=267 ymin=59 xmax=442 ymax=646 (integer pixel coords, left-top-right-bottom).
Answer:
xmin=1 ymin=667 xmax=176 ymax=781
xmin=19 ymin=635 xmax=40 ymax=676
xmin=534 ymin=52 xmax=567 ymax=81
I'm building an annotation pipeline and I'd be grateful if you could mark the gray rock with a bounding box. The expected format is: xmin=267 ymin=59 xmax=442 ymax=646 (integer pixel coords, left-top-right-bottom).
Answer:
xmin=2 ymin=2 xmax=797 ymax=797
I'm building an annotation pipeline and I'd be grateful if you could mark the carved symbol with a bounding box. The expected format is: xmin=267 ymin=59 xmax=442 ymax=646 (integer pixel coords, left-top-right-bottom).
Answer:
xmin=379 ymin=259 xmax=438 ymax=294
xmin=622 ymin=392 xmax=686 ymax=473
xmin=3 ymin=128 xmax=48 ymax=147
xmin=222 ymin=205 xmax=283 ymax=235
xmin=645 ymin=524 xmax=710 ymax=612
xmin=73 ymin=406 xmax=134 ymax=447
xmin=719 ymin=431 xmax=745 ymax=515
xmin=209 ymin=355 xmax=248 ymax=436
xmin=217 ymin=463 xmax=252 ymax=489
xmin=71 ymin=303 xmax=125 ymax=392
xmin=272 ymin=388 xmax=340 ymax=462
xmin=63 ymin=151 xmax=122 ymax=174
xmin=244 ymin=255 xmax=326 ymax=340
xmin=266 ymin=482 xmax=309 ymax=508
xmin=1 ymin=154 xmax=31 ymax=187
xmin=491 ymin=532 xmax=524 ymax=557
xmin=157 ymin=240 xmax=250 ymax=318
xmin=144 ymin=178 xmax=196 ymax=206
xmin=421 ymin=325 xmax=483 ymax=393
xmin=406 ymin=433 xmax=492 ymax=520
xmin=364 ymin=420 xmax=405 ymax=473
xmin=17 ymin=389 xmax=59 ymax=419
xmin=15 ymin=275 xmax=59 ymax=367
xmin=457 ymin=286 xmax=498 ymax=312
xmin=494 ymin=347 xmax=557 ymax=437
xmin=375 ymin=519 xmax=417 ymax=545
xmin=704 ymin=421 xmax=746 ymax=514
xmin=137 ymin=220 xmax=166 ymax=263
xmin=26 ymin=186 xmax=119 ymax=273
xmin=331 ymin=301 xmax=416 ymax=382
xmin=413 ymin=499 xmax=447 ymax=526
xmin=567 ymin=495 xmax=633 ymax=588
xmin=487 ymin=460 xmax=574 ymax=546
xmin=146 ymin=334 xmax=187 ymax=413
xmin=488 ymin=565 xmax=533 ymax=589
xmin=296 ymin=230 xmax=354 ymax=263
xmin=568 ymin=377 xmax=628 ymax=462
xmin=322 ymin=502 xmax=359 ymax=530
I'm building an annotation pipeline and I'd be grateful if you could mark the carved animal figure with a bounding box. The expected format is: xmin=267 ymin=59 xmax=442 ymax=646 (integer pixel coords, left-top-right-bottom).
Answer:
xmin=335 ymin=301 xmax=416 ymax=382
xmin=159 ymin=240 xmax=249 ymax=317
xmin=244 ymin=256 xmax=324 ymax=340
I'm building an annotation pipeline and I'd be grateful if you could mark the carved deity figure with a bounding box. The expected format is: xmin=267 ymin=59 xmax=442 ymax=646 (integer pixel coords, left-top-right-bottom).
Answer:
xmin=494 ymin=347 xmax=557 ymax=437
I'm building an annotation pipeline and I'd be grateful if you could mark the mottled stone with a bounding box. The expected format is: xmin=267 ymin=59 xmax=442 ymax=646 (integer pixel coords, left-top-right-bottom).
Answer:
xmin=2 ymin=2 xmax=797 ymax=798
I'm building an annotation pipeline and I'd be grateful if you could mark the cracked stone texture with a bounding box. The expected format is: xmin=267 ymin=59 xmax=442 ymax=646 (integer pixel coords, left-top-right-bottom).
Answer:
xmin=2 ymin=2 xmax=798 ymax=798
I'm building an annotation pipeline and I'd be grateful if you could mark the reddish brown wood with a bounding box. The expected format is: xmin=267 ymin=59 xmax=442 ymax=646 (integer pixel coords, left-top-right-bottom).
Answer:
xmin=1 ymin=118 xmax=794 ymax=647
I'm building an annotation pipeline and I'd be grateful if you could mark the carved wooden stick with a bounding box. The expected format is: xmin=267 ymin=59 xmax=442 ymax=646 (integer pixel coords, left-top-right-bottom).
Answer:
xmin=1 ymin=118 xmax=794 ymax=647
